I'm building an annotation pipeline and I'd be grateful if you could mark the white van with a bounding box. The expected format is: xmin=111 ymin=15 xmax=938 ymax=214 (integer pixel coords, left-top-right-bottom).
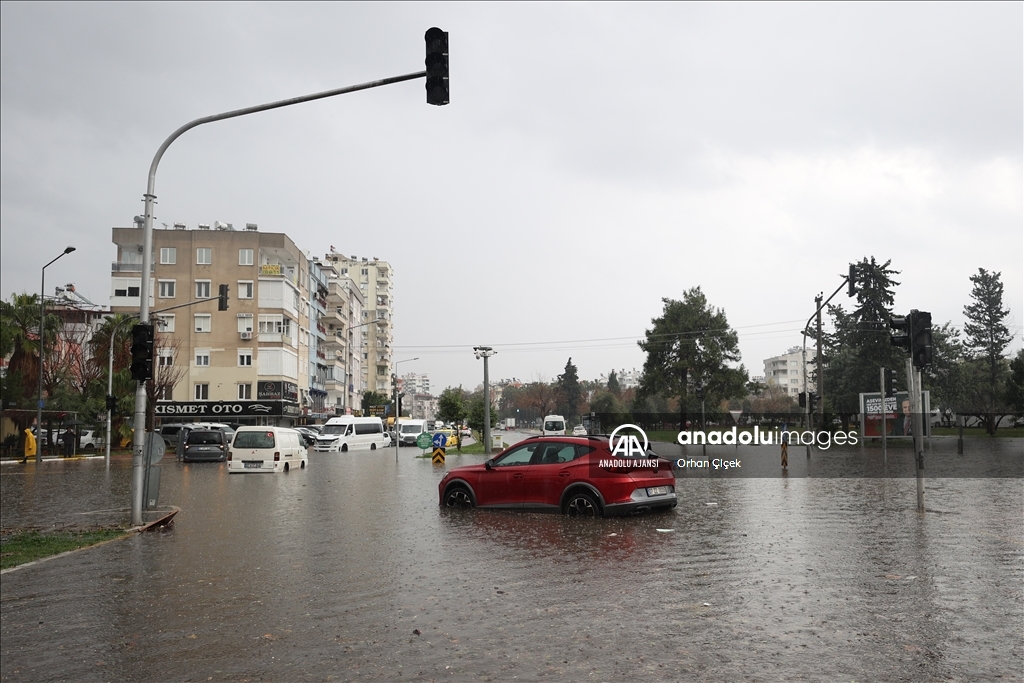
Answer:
xmin=228 ymin=427 xmax=307 ymax=473
xmin=314 ymin=416 xmax=388 ymax=452
xmin=397 ymin=419 xmax=429 ymax=447
xmin=542 ymin=415 xmax=567 ymax=436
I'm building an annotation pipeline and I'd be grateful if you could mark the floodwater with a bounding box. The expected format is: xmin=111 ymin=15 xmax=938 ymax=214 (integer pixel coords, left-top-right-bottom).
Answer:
xmin=1 ymin=438 xmax=1022 ymax=682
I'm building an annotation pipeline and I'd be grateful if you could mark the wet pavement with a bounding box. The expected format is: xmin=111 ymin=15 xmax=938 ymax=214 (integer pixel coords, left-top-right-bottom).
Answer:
xmin=1 ymin=437 xmax=1022 ymax=682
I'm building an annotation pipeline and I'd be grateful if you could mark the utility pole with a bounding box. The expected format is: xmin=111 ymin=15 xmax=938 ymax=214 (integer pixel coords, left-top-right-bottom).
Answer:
xmin=908 ymin=358 xmax=925 ymax=512
xmin=815 ymin=293 xmax=824 ymax=430
xmin=474 ymin=347 xmax=496 ymax=454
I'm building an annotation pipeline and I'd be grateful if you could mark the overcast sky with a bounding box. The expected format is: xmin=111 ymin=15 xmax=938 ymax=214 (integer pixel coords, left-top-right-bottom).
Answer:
xmin=2 ymin=2 xmax=1021 ymax=392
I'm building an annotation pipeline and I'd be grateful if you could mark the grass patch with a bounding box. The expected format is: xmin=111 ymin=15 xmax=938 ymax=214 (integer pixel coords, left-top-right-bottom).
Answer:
xmin=1 ymin=529 xmax=127 ymax=569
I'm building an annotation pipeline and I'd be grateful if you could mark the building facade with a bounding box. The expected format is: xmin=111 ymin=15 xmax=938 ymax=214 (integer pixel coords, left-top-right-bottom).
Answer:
xmin=110 ymin=223 xmax=310 ymax=425
xmin=763 ymin=346 xmax=816 ymax=396
xmin=321 ymin=252 xmax=393 ymax=394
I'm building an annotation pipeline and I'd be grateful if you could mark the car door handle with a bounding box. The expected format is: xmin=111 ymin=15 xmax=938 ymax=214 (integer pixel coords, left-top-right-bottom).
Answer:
xmin=559 ymin=470 xmax=570 ymax=477
xmin=512 ymin=473 xmax=524 ymax=479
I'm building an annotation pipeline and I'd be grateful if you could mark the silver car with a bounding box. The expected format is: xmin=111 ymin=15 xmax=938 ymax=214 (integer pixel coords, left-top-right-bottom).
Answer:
xmin=182 ymin=430 xmax=228 ymax=462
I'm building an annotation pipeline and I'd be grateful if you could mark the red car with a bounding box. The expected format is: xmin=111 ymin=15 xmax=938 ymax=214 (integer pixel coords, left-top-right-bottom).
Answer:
xmin=438 ymin=436 xmax=677 ymax=517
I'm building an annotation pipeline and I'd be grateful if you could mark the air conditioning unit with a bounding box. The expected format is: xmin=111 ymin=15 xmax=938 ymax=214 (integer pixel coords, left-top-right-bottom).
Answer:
xmin=240 ymin=331 xmax=253 ymax=340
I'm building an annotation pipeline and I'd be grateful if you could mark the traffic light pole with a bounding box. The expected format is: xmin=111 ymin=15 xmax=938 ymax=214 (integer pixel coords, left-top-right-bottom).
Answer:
xmin=129 ymin=70 xmax=432 ymax=526
xmin=879 ymin=367 xmax=887 ymax=465
xmin=907 ymin=358 xmax=925 ymax=512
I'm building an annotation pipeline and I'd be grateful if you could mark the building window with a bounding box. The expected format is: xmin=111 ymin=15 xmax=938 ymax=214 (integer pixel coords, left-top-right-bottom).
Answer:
xmin=195 ymin=280 xmax=211 ymax=299
xmin=258 ymin=314 xmax=291 ymax=336
xmin=196 ymin=248 xmax=212 ymax=265
xmin=237 ymin=314 xmax=253 ymax=333
xmin=239 ymin=249 xmax=254 ymax=266
xmin=194 ymin=383 xmax=209 ymax=400
xmin=194 ymin=314 xmax=211 ymax=333
xmin=238 ymin=383 xmax=252 ymax=400
xmin=195 ymin=349 xmax=210 ymax=367
xmin=155 ymin=314 xmax=174 ymax=332
xmin=158 ymin=280 xmax=176 ymax=298
xmin=238 ymin=280 xmax=254 ymax=299
xmin=360 ymin=268 xmax=368 ymax=276
xmin=238 ymin=349 xmax=252 ymax=367
xmin=159 ymin=247 xmax=176 ymax=265
xmin=158 ymin=349 xmax=174 ymax=367
xmin=155 ymin=385 xmax=173 ymax=401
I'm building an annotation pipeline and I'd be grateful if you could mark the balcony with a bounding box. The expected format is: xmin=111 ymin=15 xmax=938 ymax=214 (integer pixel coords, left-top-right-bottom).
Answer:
xmin=111 ymin=262 xmax=154 ymax=273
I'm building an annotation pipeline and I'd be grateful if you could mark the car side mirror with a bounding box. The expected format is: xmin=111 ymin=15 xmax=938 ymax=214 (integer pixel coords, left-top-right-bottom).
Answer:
xmin=484 ymin=459 xmax=493 ymax=470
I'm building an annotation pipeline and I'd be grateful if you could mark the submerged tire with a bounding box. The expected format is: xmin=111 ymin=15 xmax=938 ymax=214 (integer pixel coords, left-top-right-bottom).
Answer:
xmin=443 ymin=486 xmax=474 ymax=509
xmin=564 ymin=491 xmax=599 ymax=518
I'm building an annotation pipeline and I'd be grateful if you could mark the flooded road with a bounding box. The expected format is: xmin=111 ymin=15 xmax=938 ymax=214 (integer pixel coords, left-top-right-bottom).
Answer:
xmin=2 ymin=440 xmax=1022 ymax=681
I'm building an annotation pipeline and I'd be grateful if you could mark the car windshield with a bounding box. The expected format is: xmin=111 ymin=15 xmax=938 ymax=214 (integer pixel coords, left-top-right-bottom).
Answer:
xmin=187 ymin=431 xmax=223 ymax=445
xmin=400 ymin=425 xmax=421 ymax=433
xmin=233 ymin=431 xmax=275 ymax=449
xmin=544 ymin=421 xmax=564 ymax=431
xmin=321 ymin=425 xmax=347 ymax=435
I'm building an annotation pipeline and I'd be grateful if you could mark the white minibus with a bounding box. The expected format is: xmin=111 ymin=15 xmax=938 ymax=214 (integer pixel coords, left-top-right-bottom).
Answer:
xmin=228 ymin=427 xmax=307 ymax=473
xmin=542 ymin=415 xmax=567 ymax=436
xmin=397 ymin=419 xmax=429 ymax=447
xmin=314 ymin=416 xmax=388 ymax=452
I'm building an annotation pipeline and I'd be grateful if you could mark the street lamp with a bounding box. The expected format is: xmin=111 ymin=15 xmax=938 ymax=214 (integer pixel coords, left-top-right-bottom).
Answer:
xmin=393 ymin=357 xmax=419 ymax=462
xmin=35 ymin=246 xmax=75 ymax=464
xmin=473 ymin=347 xmax=497 ymax=454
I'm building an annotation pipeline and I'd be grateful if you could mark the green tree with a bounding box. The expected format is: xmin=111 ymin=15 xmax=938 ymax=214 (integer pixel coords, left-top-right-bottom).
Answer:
xmin=822 ymin=257 xmax=904 ymax=428
xmin=962 ymin=268 xmax=1013 ymax=434
xmin=555 ymin=357 xmax=582 ymax=421
xmin=361 ymin=391 xmax=390 ymax=414
xmin=436 ymin=386 xmax=467 ymax=427
xmin=466 ymin=395 xmax=498 ymax=435
xmin=920 ymin=322 xmax=967 ymax=414
xmin=637 ymin=287 xmax=747 ymax=429
xmin=1005 ymin=349 xmax=1024 ymax=416
xmin=607 ymin=370 xmax=621 ymax=396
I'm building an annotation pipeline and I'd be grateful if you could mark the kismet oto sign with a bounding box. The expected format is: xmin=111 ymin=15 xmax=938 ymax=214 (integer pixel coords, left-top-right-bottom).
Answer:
xmin=155 ymin=401 xmax=301 ymax=417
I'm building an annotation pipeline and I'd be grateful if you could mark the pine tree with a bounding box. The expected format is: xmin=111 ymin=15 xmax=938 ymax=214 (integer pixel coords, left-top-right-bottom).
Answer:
xmin=962 ymin=268 xmax=1012 ymax=434
xmin=556 ymin=358 xmax=582 ymax=422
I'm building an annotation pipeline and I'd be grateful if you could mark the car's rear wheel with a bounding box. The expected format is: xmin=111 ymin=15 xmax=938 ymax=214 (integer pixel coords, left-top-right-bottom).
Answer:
xmin=370 ymin=443 xmax=376 ymax=451
xmin=284 ymin=462 xmax=290 ymax=472
xmin=443 ymin=486 xmax=474 ymax=509
xmin=564 ymin=491 xmax=599 ymax=518
xmin=300 ymin=460 xmax=306 ymax=469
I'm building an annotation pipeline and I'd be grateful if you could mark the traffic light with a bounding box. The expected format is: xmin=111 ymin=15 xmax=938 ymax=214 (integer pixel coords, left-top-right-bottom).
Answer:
xmin=809 ymin=393 xmax=820 ymax=411
xmin=883 ymin=368 xmax=897 ymax=397
xmin=218 ymin=284 xmax=229 ymax=311
xmin=798 ymin=392 xmax=806 ymax=408
xmin=105 ymin=394 xmax=118 ymax=412
xmin=695 ymin=386 xmax=704 ymax=400
xmin=130 ymin=323 xmax=154 ymax=382
xmin=911 ymin=310 xmax=933 ymax=369
xmin=425 ymin=27 xmax=449 ymax=106
xmin=848 ymin=263 xmax=858 ymax=297
xmin=889 ymin=314 xmax=911 ymax=352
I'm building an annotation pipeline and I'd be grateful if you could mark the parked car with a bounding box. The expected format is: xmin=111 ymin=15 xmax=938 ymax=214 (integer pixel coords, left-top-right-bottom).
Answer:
xmin=181 ymin=429 xmax=228 ymax=462
xmin=228 ymin=427 xmax=307 ymax=473
xmin=79 ymin=429 xmax=106 ymax=451
xmin=438 ymin=435 xmax=676 ymax=517
xmin=294 ymin=427 xmax=319 ymax=447
xmin=572 ymin=425 xmax=587 ymax=436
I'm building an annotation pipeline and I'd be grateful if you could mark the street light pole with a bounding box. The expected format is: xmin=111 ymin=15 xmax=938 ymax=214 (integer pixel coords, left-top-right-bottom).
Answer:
xmin=393 ymin=358 xmax=419 ymax=463
xmin=474 ymin=347 xmax=496 ymax=454
xmin=35 ymin=246 xmax=76 ymax=464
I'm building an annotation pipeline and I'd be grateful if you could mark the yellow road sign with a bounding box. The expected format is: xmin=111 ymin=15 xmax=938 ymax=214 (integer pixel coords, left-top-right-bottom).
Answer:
xmin=432 ymin=447 xmax=446 ymax=465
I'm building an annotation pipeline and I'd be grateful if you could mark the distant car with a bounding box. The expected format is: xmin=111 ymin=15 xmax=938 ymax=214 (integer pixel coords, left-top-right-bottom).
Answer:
xmin=572 ymin=425 xmax=587 ymax=436
xmin=439 ymin=435 xmax=676 ymax=517
xmin=460 ymin=426 xmax=471 ymax=437
xmin=79 ymin=429 xmax=106 ymax=451
xmin=294 ymin=427 xmax=318 ymax=447
xmin=182 ymin=429 xmax=228 ymax=462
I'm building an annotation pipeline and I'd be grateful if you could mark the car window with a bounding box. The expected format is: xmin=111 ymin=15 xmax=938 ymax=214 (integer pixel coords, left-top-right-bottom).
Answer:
xmin=532 ymin=443 xmax=578 ymax=464
xmin=188 ymin=431 xmax=223 ymax=445
xmin=493 ymin=444 xmax=537 ymax=466
xmin=233 ymin=431 xmax=275 ymax=449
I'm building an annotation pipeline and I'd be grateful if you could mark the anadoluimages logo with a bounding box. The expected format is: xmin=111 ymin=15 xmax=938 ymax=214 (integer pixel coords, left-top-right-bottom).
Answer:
xmin=608 ymin=424 xmax=649 ymax=457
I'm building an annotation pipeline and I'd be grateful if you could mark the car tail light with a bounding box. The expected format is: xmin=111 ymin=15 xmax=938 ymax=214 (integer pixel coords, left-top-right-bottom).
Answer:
xmin=274 ymin=452 xmax=280 ymax=461
xmin=227 ymin=452 xmax=232 ymax=461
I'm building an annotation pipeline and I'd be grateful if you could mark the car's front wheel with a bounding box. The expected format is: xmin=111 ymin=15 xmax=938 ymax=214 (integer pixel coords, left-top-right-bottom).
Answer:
xmin=443 ymin=485 xmax=474 ymax=509
xmin=370 ymin=443 xmax=376 ymax=450
xmin=564 ymin=491 xmax=600 ymax=518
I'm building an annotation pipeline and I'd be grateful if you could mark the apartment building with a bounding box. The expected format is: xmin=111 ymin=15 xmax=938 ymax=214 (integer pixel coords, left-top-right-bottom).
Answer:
xmin=763 ymin=346 xmax=816 ymax=396
xmin=110 ymin=223 xmax=309 ymax=426
xmin=313 ymin=259 xmax=366 ymax=415
xmin=321 ymin=252 xmax=393 ymax=394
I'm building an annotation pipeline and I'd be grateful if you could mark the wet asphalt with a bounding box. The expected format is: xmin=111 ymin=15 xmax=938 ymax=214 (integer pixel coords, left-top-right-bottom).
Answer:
xmin=1 ymin=435 xmax=1021 ymax=682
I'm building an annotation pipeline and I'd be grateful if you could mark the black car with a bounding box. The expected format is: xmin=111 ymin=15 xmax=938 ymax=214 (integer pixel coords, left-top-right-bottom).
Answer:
xmin=182 ymin=430 xmax=228 ymax=462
